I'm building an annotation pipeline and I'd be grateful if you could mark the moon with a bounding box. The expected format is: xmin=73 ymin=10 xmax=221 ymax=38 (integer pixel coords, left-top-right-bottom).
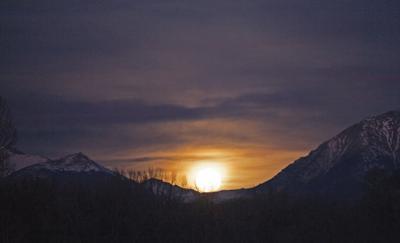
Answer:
xmin=195 ymin=167 xmax=222 ymax=192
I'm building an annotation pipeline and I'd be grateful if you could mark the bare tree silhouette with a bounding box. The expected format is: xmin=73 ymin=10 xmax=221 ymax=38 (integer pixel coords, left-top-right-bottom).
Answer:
xmin=0 ymin=97 xmax=17 ymax=177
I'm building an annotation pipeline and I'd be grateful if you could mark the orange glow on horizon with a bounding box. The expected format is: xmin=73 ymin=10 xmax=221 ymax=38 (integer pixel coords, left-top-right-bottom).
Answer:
xmin=108 ymin=145 xmax=308 ymax=191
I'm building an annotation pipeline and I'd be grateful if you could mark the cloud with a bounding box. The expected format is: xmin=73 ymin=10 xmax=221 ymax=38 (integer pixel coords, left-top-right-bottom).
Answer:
xmin=5 ymin=83 xmax=398 ymax=160
xmin=2 ymin=0 xmax=399 ymax=103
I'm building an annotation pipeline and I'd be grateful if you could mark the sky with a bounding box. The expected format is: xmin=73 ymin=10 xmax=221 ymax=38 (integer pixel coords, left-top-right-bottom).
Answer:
xmin=1 ymin=0 xmax=400 ymax=189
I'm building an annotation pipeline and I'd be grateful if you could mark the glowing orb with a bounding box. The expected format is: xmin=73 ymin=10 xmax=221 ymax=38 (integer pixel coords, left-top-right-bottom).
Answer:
xmin=195 ymin=167 xmax=222 ymax=192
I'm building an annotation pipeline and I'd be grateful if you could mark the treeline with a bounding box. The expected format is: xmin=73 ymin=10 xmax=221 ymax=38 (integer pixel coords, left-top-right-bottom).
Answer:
xmin=113 ymin=167 xmax=189 ymax=187
xmin=0 ymin=97 xmax=17 ymax=177
xmin=1 ymin=169 xmax=400 ymax=243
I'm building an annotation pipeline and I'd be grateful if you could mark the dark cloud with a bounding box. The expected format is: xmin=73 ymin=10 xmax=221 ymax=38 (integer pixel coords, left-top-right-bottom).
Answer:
xmin=10 ymin=94 xmax=204 ymax=126
xmin=102 ymin=153 xmax=234 ymax=166
xmin=6 ymin=81 xmax=400 ymax=158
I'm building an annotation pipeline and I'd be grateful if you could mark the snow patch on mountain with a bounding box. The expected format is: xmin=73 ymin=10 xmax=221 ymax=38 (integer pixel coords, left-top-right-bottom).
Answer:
xmin=10 ymin=152 xmax=114 ymax=177
xmin=359 ymin=111 xmax=400 ymax=170
xmin=255 ymin=110 xmax=400 ymax=196
xmin=142 ymin=178 xmax=199 ymax=203
xmin=47 ymin=152 xmax=113 ymax=173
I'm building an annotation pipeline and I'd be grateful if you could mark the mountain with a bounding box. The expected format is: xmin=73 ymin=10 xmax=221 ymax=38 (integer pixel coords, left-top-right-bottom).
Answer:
xmin=141 ymin=179 xmax=253 ymax=203
xmin=142 ymin=178 xmax=200 ymax=203
xmin=255 ymin=110 xmax=400 ymax=198
xmin=10 ymin=152 xmax=114 ymax=179
xmin=6 ymin=148 xmax=49 ymax=170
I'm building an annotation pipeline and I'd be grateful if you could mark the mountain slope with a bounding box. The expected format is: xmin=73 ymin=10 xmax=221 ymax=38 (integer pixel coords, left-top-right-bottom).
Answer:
xmin=10 ymin=152 xmax=114 ymax=178
xmin=142 ymin=178 xmax=200 ymax=202
xmin=255 ymin=110 xmax=400 ymax=198
xmin=6 ymin=148 xmax=49 ymax=170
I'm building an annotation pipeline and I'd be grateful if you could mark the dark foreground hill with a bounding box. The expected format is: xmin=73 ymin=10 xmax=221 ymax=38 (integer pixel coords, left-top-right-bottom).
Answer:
xmin=2 ymin=168 xmax=400 ymax=243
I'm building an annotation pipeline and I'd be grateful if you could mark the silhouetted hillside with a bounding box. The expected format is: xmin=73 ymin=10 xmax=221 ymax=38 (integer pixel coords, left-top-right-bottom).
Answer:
xmin=2 ymin=169 xmax=400 ymax=242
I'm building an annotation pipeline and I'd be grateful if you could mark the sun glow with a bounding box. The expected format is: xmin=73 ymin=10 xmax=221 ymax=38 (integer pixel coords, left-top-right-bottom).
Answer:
xmin=194 ymin=166 xmax=223 ymax=192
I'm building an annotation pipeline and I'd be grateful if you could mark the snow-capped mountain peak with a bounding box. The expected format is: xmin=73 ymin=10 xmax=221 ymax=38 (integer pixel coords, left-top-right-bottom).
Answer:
xmin=10 ymin=152 xmax=114 ymax=178
xmin=49 ymin=152 xmax=111 ymax=173
xmin=255 ymin=110 xmax=400 ymax=198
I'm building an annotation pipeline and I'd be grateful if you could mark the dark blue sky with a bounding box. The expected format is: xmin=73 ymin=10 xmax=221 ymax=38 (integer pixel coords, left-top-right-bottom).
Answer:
xmin=1 ymin=0 xmax=400 ymax=188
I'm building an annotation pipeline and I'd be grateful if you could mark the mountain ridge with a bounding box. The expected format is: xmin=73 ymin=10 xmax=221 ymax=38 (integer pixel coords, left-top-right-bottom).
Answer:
xmin=10 ymin=152 xmax=114 ymax=178
xmin=255 ymin=110 xmax=400 ymax=198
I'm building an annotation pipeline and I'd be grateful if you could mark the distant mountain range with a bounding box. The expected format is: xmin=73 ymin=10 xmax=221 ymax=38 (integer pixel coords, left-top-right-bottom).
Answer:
xmin=10 ymin=152 xmax=114 ymax=179
xmin=5 ymin=110 xmax=400 ymax=202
